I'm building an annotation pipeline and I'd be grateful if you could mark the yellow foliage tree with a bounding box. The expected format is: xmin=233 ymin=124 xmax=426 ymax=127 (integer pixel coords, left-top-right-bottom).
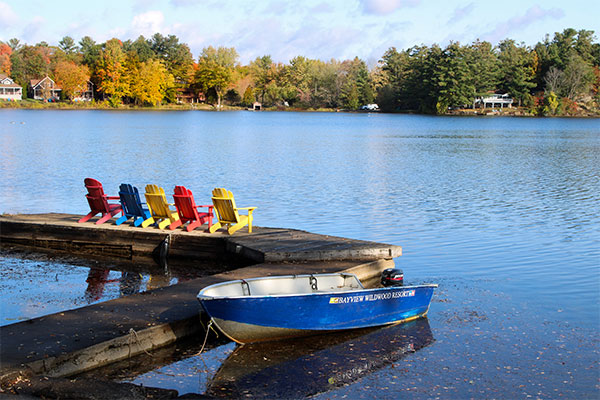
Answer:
xmin=130 ymin=59 xmax=174 ymax=106
xmin=96 ymin=39 xmax=129 ymax=106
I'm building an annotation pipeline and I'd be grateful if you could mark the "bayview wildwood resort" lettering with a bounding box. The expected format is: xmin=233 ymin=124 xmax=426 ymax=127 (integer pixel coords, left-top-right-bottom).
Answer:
xmin=329 ymin=290 xmax=415 ymax=304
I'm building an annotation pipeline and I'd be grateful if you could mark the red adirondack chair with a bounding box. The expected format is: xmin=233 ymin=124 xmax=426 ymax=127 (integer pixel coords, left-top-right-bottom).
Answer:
xmin=170 ymin=185 xmax=214 ymax=232
xmin=78 ymin=178 xmax=123 ymax=225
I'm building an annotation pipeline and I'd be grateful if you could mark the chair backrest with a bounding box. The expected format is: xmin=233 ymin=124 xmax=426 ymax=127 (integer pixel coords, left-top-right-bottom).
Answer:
xmin=144 ymin=184 xmax=172 ymax=218
xmin=173 ymin=185 xmax=199 ymax=221
xmin=84 ymin=178 xmax=110 ymax=213
xmin=119 ymin=183 xmax=145 ymax=217
xmin=211 ymin=188 xmax=240 ymax=224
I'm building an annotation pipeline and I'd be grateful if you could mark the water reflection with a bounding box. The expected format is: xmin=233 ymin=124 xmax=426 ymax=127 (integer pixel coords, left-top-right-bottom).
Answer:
xmin=0 ymin=250 xmax=212 ymax=325
xmin=206 ymin=318 xmax=434 ymax=399
xmin=84 ymin=268 xmax=114 ymax=302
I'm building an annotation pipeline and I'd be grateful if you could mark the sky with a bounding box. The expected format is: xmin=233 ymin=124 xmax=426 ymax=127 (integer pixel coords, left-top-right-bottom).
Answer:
xmin=1 ymin=0 xmax=598 ymax=65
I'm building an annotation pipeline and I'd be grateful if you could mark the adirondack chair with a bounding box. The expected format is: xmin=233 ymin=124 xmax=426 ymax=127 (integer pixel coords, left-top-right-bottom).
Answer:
xmin=115 ymin=183 xmax=151 ymax=227
xmin=170 ymin=185 xmax=214 ymax=232
xmin=209 ymin=188 xmax=256 ymax=235
xmin=141 ymin=184 xmax=180 ymax=229
xmin=78 ymin=178 xmax=123 ymax=225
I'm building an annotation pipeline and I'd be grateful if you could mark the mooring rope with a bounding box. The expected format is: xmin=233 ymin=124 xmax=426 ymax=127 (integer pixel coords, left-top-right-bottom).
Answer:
xmin=128 ymin=328 xmax=154 ymax=358
xmin=193 ymin=319 xmax=218 ymax=374
xmin=196 ymin=320 xmax=215 ymax=357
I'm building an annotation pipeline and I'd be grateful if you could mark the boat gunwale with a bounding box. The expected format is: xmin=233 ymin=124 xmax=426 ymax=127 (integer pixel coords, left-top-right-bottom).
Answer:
xmin=198 ymin=274 xmax=438 ymax=301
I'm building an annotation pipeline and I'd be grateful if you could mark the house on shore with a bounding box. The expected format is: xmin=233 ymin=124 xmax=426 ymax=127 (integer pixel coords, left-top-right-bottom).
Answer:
xmin=0 ymin=75 xmax=23 ymax=101
xmin=475 ymin=92 xmax=513 ymax=108
xmin=175 ymin=87 xmax=205 ymax=104
xmin=73 ymin=80 xmax=94 ymax=101
xmin=29 ymin=76 xmax=61 ymax=101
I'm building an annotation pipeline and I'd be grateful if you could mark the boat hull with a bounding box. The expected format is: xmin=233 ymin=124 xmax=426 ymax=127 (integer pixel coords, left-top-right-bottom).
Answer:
xmin=200 ymin=285 xmax=436 ymax=344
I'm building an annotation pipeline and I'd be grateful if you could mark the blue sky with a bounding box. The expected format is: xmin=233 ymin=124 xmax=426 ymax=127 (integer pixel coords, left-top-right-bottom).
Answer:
xmin=1 ymin=0 xmax=598 ymax=64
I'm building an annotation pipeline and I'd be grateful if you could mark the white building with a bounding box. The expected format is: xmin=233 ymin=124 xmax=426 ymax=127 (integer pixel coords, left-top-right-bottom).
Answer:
xmin=475 ymin=93 xmax=513 ymax=108
xmin=0 ymin=74 xmax=22 ymax=101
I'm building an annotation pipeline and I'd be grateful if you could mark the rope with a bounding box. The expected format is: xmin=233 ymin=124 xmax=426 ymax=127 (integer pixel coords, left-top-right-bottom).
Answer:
xmin=193 ymin=319 xmax=219 ymax=375
xmin=128 ymin=328 xmax=154 ymax=358
xmin=195 ymin=320 xmax=215 ymax=357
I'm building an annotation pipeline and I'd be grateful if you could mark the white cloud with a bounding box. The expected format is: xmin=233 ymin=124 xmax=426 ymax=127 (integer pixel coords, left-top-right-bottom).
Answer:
xmin=131 ymin=10 xmax=165 ymax=36
xmin=0 ymin=1 xmax=18 ymax=28
xmin=482 ymin=6 xmax=564 ymax=43
xmin=22 ymin=16 xmax=45 ymax=44
xmin=170 ymin=0 xmax=202 ymax=7
xmin=449 ymin=3 xmax=475 ymax=24
xmin=359 ymin=0 xmax=421 ymax=15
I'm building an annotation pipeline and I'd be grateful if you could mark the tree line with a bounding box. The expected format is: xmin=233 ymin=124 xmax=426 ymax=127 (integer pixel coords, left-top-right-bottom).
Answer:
xmin=0 ymin=29 xmax=598 ymax=115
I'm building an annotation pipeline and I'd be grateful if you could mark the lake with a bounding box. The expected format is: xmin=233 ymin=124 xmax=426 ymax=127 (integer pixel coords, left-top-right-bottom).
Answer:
xmin=1 ymin=109 xmax=599 ymax=398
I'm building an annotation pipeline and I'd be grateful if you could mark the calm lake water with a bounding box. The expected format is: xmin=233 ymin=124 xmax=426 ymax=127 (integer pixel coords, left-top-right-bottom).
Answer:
xmin=1 ymin=109 xmax=599 ymax=398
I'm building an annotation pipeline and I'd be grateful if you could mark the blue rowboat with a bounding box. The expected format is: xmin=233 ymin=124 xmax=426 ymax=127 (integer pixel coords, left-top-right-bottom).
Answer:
xmin=197 ymin=273 xmax=437 ymax=344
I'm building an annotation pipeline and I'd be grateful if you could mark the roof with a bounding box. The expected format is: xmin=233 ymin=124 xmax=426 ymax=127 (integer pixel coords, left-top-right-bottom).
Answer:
xmin=30 ymin=76 xmax=61 ymax=90
xmin=0 ymin=82 xmax=21 ymax=88
xmin=0 ymin=75 xmax=20 ymax=88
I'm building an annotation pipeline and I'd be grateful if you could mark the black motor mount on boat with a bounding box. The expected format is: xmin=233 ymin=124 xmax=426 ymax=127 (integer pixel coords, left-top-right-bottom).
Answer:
xmin=381 ymin=268 xmax=404 ymax=287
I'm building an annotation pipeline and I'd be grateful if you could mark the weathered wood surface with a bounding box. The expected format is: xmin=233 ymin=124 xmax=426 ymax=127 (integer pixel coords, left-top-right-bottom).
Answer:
xmin=0 ymin=213 xmax=402 ymax=262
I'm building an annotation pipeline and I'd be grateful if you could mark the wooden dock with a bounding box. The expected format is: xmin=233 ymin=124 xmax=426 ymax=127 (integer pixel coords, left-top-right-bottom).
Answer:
xmin=0 ymin=213 xmax=402 ymax=384
xmin=0 ymin=213 xmax=401 ymax=263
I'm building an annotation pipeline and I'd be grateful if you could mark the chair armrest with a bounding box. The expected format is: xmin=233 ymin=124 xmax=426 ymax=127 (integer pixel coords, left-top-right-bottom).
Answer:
xmin=107 ymin=196 xmax=120 ymax=200
xmin=235 ymin=207 xmax=257 ymax=216
xmin=196 ymin=205 xmax=214 ymax=209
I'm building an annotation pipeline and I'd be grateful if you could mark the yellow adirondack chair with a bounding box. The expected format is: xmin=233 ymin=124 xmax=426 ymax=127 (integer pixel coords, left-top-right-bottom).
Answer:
xmin=209 ymin=188 xmax=256 ymax=234
xmin=141 ymin=184 xmax=180 ymax=229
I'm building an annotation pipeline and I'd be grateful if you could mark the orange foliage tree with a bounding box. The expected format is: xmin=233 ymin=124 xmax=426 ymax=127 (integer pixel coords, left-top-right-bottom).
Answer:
xmin=53 ymin=60 xmax=90 ymax=99
xmin=0 ymin=43 xmax=12 ymax=75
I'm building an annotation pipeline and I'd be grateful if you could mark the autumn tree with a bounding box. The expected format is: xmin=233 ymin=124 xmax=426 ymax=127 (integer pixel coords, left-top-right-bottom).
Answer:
xmin=129 ymin=59 xmax=174 ymax=106
xmin=285 ymin=56 xmax=317 ymax=105
xmin=242 ymin=86 xmax=255 ymax=106
xmin=194 ymin=46 xmax=238 ymax=108
xmin=0 ymin=43 xmax=12 ymax=75
xmin=9 ymin=45 xmax=51 ymax=88
xmin=250 ymin=55 xmax=275 ymax=103
xmin=52 ymin=60 xmax=90 ymax=100
xmin=96 ymin=39 xmax=129 ymax=106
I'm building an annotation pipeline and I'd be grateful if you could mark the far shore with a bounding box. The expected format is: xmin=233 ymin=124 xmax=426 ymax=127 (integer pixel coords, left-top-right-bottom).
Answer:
xmin=1 ymin=100 xmax=598 ymax=118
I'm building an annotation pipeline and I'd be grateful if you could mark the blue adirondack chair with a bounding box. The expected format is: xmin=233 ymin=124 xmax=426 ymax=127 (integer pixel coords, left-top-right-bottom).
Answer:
xmin=116 ymin=183 xmax=151 ymax=227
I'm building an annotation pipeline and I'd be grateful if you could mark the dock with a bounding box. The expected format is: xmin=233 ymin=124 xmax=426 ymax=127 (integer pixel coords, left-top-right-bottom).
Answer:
xmin=0 ymin=213 xmax=401 ymax=263
xmin=0 ymin=213 xmax=401 ymax=384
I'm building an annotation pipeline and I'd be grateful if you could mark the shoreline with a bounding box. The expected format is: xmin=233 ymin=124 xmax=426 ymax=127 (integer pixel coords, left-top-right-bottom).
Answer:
xmin=1 ymin=101 xmax=598 ymax=118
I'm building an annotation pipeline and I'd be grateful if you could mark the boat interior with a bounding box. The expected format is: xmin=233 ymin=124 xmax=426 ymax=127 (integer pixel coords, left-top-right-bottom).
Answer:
xmin=199 ymin=273 xmax=364 ymax=298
